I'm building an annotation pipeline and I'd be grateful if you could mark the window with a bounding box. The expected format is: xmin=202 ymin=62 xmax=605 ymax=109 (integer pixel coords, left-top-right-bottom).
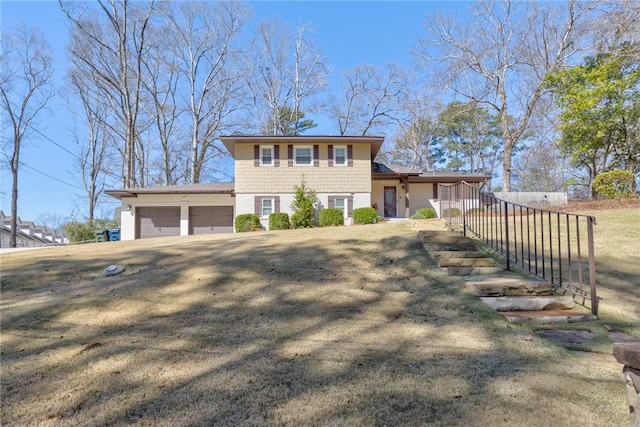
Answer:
xmin=334 ymin=146 xmax=346 ymax=166
xmin=334 ymin=197 xmax=346 ymax=212
xmin=260 ymin=146 xmax=273 ymax=166
xmin=261 ymin=198 xmax=273 ymax=216
xmin=294 ymin=146 xmax=312 ymax=166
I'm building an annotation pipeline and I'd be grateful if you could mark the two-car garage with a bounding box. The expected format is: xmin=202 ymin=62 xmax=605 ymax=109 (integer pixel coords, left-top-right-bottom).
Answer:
xmin=135 ymin=206 xmax=234 ymax=239
xmin=106 ymin=183 xmax=236 ymax=241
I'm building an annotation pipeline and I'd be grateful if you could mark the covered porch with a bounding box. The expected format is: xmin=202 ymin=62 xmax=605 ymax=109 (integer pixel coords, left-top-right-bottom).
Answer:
xmin=371 ymin=163 xmax=490 ymax=219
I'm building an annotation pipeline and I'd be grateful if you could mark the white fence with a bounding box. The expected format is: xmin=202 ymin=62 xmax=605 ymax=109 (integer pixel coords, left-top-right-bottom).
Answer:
xmin=492 ymin=192 xmax=567 ymax=207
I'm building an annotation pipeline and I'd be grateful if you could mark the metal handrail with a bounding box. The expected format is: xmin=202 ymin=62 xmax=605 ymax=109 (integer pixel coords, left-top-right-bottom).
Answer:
xmin=438 ymin=181 xmax=599 ymax=315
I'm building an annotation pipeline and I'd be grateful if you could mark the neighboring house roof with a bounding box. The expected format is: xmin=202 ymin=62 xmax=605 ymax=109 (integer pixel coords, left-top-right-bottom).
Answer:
xmin=220 ymin=135 xmax=385 ymax=161
xmin=105 ymin=182 xmax=235 ymax=199
xmin=372 ymin=162 xmax=490 ymax=183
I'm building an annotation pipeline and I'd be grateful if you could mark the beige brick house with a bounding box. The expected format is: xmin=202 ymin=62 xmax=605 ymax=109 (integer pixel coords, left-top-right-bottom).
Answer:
xmin=107 ymin=135 xmax=490 ymax=240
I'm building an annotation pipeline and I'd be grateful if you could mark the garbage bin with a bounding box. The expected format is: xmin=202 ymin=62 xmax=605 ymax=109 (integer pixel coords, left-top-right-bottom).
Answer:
xmin=95 ymin=229 xmax=109 ymax=242
xmin=109 ymin=228 xmax=121 ymax=241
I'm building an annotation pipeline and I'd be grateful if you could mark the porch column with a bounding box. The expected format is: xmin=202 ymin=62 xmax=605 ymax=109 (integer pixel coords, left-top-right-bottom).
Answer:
xmin=402 ymin=176 xmax=410 ymax=218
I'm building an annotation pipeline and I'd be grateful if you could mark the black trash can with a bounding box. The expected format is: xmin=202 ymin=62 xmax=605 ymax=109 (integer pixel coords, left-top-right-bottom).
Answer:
xmin=95 ymin=229 xmax=109 ymax=242
xmin=109 ymin=228 xmax=121 ymax=241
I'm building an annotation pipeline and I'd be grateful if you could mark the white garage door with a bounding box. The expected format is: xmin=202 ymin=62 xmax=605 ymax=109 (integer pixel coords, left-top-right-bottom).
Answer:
xmin=136 ymin=207 xmax=180 ymax=239
xmin=189 ymin=206 xmax=233 ymax=235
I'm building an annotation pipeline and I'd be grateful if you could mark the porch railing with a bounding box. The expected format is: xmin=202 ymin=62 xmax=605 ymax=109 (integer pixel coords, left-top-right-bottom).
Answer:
xmin=438 ymin=181 xmax=599 ymax=315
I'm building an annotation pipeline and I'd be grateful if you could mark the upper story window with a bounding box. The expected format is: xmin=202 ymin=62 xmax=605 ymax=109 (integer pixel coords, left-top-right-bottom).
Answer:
xmin=294 ymin=146 xmax=313 ymax=166
xmin=260 ymin=145 xmax=273 ymax=166
xmin=334 ymin=146 xmax=347 ymax=166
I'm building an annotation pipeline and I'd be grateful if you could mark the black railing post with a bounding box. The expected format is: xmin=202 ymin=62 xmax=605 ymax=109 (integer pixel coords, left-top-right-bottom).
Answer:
xmin=587 ymin=217 xmax=598 ymax=315
xmin=504 ymin=200 xmax=510 ymax=271
xmin=462 ymin=184 xmax=467 ymax=237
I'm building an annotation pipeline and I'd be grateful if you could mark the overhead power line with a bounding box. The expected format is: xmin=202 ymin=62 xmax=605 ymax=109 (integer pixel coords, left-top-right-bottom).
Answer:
xmin=27 ymin=122 xmax=123 ymax=182
xmin=20 ymin=162 xmax=86 ymax=191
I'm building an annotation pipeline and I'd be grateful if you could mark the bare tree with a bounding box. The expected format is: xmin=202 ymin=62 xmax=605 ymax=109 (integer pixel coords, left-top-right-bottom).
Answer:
xmin=512 ymin=138 xmax=575 ymax=192
xmin=381 ymin=95 xmax=443 ymax=170
xmin=329 ymin=63 xmax=410 ymax=136
xmin=246 ymin=19 xmax=328 ymax=135
xmin=168 ymin=1 xmax=250 ymax=182
xmin=60 ymin=0 xmax=157 ymax=188
xmin=67 ymin=70 xmax=113 ymax=222
xmin=0 ymin=25 xmax=55 ymax=248
xmin=140 ymin=9 xmax=182 ymax=186
xmin=36 ymin=212 xmax=67 ymax=233
xmin=416 ymin=0 xmax=606 ymax=191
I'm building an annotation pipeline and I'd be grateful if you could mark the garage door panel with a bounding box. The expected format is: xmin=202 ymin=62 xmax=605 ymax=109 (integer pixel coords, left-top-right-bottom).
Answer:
xmin=189 ymin=206 xmax=233 ymax=235
xmin=136 ymin=207 xmax=180 ymax=239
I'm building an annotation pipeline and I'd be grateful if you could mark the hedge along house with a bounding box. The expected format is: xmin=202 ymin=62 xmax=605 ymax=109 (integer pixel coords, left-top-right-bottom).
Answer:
xmin=106 ymin=135 xmax=490 ymax=240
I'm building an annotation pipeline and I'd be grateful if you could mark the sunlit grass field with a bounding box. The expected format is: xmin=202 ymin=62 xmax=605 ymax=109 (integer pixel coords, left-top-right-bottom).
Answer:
xmin=1 ymin=213 xmax=636 ymax=426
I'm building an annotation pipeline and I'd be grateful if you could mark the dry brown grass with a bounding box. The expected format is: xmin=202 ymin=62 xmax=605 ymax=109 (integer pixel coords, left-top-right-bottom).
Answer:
xmin=0 ymin=220 xmax=632 ymax=426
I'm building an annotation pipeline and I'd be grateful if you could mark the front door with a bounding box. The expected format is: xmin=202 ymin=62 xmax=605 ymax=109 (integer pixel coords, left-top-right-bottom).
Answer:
xmin=384 ymin=186 xmax=397 ymax=218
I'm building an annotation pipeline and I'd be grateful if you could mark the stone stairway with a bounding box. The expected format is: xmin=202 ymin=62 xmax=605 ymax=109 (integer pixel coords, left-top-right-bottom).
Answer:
xmin=419 ymin=230 xmax=597 ymax=324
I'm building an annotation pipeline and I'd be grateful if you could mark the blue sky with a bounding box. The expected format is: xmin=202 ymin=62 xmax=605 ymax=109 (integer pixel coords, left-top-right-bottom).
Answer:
xmin=1 ymin=1 xmax=468 ymax=222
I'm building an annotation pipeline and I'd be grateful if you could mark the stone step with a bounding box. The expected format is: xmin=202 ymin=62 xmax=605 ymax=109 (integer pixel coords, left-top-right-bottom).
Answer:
xmin=441 ymin=266 xmax=504 ymax=276
xmin=424 ymin=243 xmax=479 ymax=252
xmin=499 ymin=310 xmax=598 ymax=325
xmin=418 ymin=230 xmax=463 ymax=238
xmin=429 ymin=251 xmax=486 ymax=259
xmin=479 ymin=295 xmax=575 ymax=311
xmin=438 ymin=257 xmax=498 ymax=268
xmin=464 ymin=275 xmax=554 ymax=296
xmin=423 ymin=235 xmax=470 ymax=244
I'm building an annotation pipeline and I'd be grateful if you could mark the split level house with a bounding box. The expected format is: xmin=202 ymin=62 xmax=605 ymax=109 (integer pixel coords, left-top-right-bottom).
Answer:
xmin=106 ymin=135 xmax=490 ymax=240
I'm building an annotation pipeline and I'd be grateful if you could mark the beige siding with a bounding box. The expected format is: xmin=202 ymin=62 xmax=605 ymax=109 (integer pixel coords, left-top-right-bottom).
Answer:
xmin=234 ymin=143 xmax=371 ymax=194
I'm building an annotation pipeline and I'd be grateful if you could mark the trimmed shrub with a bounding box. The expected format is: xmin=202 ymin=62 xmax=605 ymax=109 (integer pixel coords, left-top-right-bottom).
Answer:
xmin=376 ymin=216 xmax=385 ymax=223
xmin=415 ymin=208 xmax=436 ymax=219
xmin=353 ymin=207 xmax=377 ymax=225
xmin=290 ymin=180 xmax=318 ymax=228
xmin=319 ymin=208 xmax=344 ymax=227
xmin=441 ymin=207 xmax=462 ymax=217
xmin=593 ymin=170 xmax=635 ymax=199
xmin=410 ymin=213 xmax=426 ymax=220
xmin=269 ymin=213 xmax=290 ymax=230
xmin=235 ymin=214 xmax=261 ymax=232
xmin=466 ymin=207 xmax=486 ymax=214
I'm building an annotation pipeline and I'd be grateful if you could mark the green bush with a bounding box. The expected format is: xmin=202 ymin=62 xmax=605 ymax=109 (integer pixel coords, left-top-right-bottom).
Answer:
xmin=441 ymin=207 xmax=462 ymax=217
xmin=376 ymin=216 xmax=385 ymax=223
xmin=269 ymin=213 xmax=290 ymax=230
xmin=235 ymin=214 xmax=261 ymax=232
xmin=62 ymin=218 xmax=119 ymax=243
xmin=592 ymin=170 xmax=635 ymax=199
xmin=319 ymin=208 xmax=344 ymax=227
xmin=466 ymin=207 xmax=486 ymax=214
xmin=290 ymin=180 xmax=318 ymax=228
xmin=63 ymin=221 xmax=96 ymax=243
xmin=353 ymin=207 xmax=377 ymax=225
xmin=410 ymin=213 xmax=426 ymax=220
xmin=415 ymin=208 xmax=436 ymax=219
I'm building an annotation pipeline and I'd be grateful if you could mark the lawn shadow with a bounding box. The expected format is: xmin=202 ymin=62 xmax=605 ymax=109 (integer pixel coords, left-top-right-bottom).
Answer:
xmin=0 ymin=226 xmax=629 ymax=426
